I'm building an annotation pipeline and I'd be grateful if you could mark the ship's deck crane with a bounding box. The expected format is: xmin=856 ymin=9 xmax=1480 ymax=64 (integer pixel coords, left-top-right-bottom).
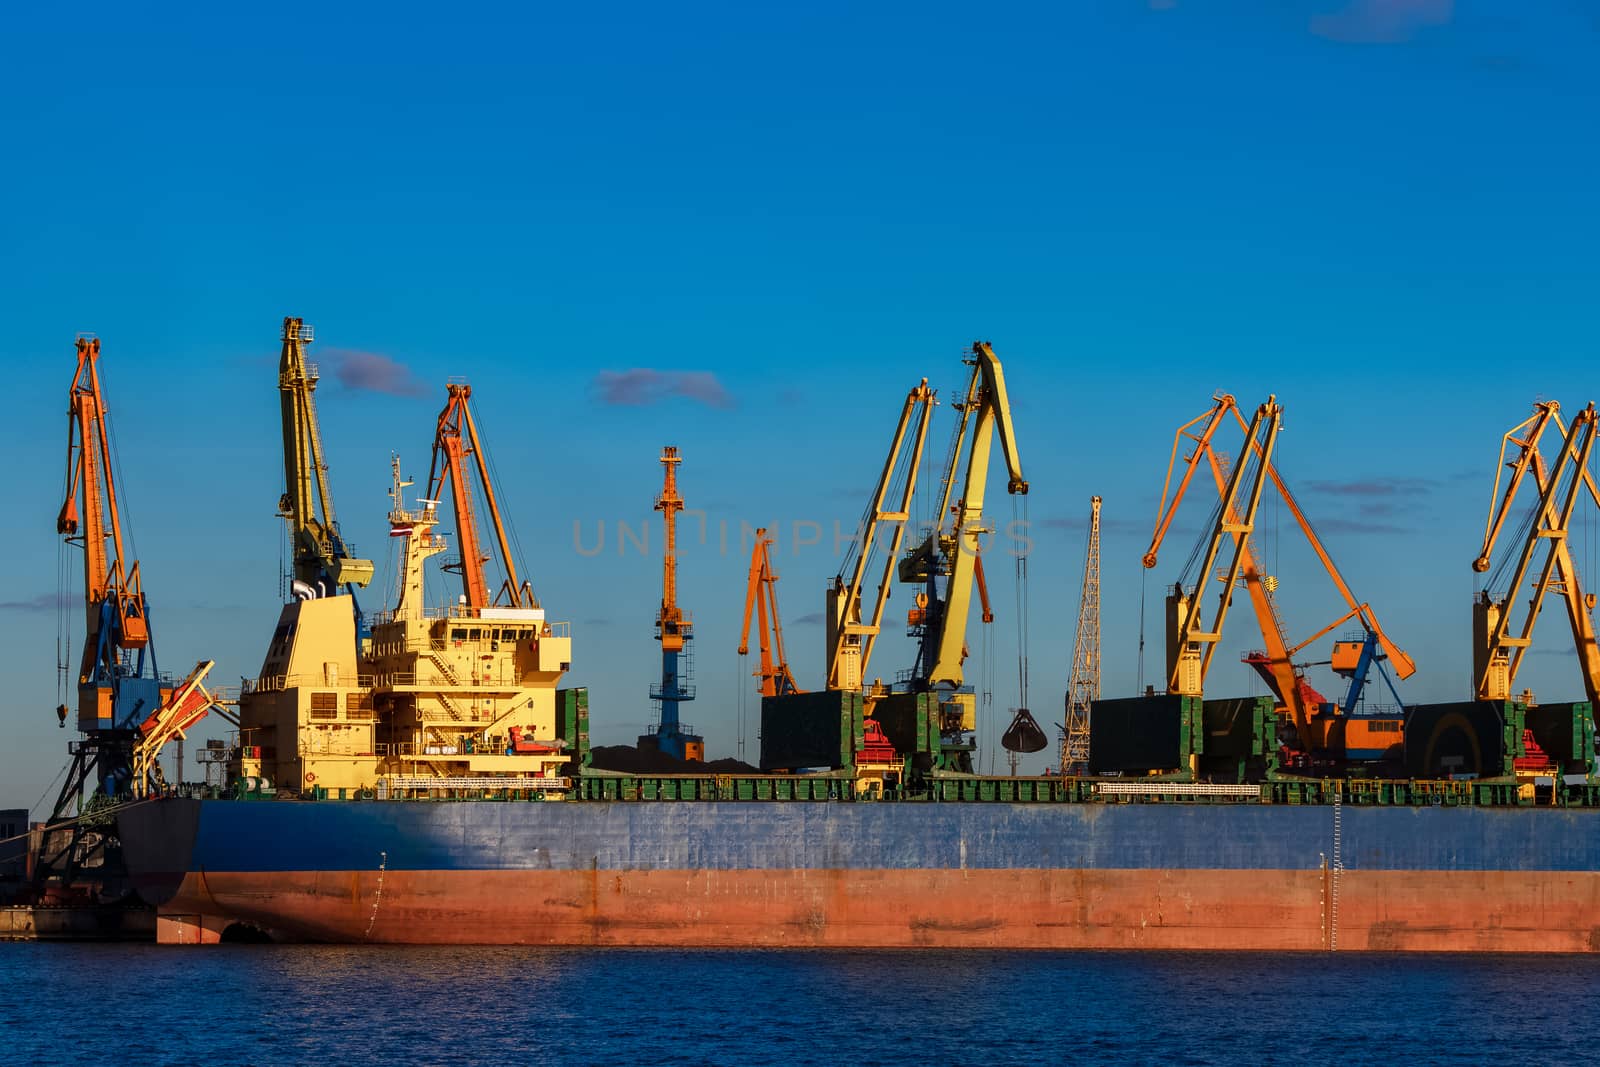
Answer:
xmin=739 ymin=528 xmax=802 ymax=698
xmin=277 ymin=317 xmax=374 ymax=600
xmin=1472 ymin=400 xmax=1600 ymax=707
xmin=426 ymin=381 xmax=535 ymax=609
xmin=1060 ymin=496 xmax=1101 ymax=775
xmin=897 ymin=342 xmax=1029 ymax=761
xmin=1142 ymin=394 xmax=1415 ymax=760
xmin=827 ymin=379 xmax=936 ymax=701
xmin=641 ymin=447 xmax=704 ymax=761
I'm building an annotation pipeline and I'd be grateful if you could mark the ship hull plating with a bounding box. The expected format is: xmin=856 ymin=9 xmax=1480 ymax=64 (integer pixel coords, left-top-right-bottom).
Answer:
xmin=121 ymin=798 xmax=1600 ymax=951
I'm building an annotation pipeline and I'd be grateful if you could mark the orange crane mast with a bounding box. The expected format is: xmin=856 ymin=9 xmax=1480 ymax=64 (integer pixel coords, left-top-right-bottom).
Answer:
xmin=58 ymin=337 xmax=148 ymax=678
xmin=641 ymin=446 xmax=702 ymax=760
xmin=739 ymin=528 xmax=802 ymax=698
xmin=426 ymin=381 xmax=534 ymax=609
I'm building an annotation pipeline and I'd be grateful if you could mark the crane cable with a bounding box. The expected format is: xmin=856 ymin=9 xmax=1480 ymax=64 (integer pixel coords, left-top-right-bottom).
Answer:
xmin=735 ymin=651 xmax=747 ymax=763
xmin=1014 ymin=495 xmax=1031 ymax=715
xmin=473 ymin=404 xmax=536 ymax=606
xmin=1137 ymin=567 xmax=1147 ymax=694
xmin=982 ymin=600 xmax=994 ymax=774
xmin=56 ymin=517 xmax=72 ymax=708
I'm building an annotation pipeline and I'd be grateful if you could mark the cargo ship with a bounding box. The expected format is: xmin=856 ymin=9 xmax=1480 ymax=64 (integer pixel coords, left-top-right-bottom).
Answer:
xmin=62 ymin=325 xmax=1600 ymax=950
xmin=119 ymin=785 xmax=1600 ymax=951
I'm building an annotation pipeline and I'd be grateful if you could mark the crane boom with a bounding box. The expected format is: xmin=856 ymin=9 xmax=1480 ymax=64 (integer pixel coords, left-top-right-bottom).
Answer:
xmin=1146 ymin=397 xmax=1281 ymax=697
xmin=276 ymin=317 xmax=374 ymax=596
xmin=827 ymin=379 xmax=935 ymax=692
xmin=58 ymin=337 xmax=148 ymax=658
xmin=739 ymin=528 xmax=802 ymax=698
xmin=427 ymin=382 xmax=534 ymax=609
xmin=900 ymin=342 xmax=1028 ymax=690
xmin=1473 ymin=401 xmax=1600 ymax=706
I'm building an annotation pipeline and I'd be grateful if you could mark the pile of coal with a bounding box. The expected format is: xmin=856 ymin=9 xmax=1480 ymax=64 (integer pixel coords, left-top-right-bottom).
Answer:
xmin=587 ymin=745 xmax=759 ymax=776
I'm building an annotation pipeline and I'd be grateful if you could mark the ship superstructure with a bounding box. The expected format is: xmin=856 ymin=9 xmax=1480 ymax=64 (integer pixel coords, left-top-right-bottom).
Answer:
xmin=235 ymin=333 xmax=574 ymax=798
xmin=366 ymin=458 xmax=573 ymax=792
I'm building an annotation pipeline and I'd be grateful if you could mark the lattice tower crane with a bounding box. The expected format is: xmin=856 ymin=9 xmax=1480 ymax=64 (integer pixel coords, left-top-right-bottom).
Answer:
xmin=1061 ymin=496 xmax=1101 ymax=775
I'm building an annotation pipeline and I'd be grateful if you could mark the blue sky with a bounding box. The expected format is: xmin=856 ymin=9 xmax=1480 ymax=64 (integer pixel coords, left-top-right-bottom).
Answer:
xmin=3 ymin=1 xmax=1598 ymax=810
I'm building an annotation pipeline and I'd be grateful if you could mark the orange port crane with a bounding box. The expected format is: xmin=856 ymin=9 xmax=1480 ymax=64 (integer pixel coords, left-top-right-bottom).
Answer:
xmin=58 ymin=337 xmax=150 ymax=710
xmin=1472 ymin=400 xmax=1600 ymax=707
xmin=426 ymin=381 xmax=535 ymax=609
xmin=1142 ymin=393 xmax=1415 ymax=756
xmin=44 ymin=338 xmax=226 ymax=892
xmin=739 ymin=528 xmax=802 ymax=698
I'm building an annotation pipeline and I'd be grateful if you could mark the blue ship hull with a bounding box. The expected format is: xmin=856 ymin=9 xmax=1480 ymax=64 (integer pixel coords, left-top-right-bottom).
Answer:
xmin=119 ymin=797 xmax=1600 ymax=950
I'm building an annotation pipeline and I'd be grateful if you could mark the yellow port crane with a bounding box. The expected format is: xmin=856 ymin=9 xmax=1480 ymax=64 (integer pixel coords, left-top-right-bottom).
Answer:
xmin=898 ymin=342 xmax=1028 ymax=757
xmin=1472 ymin=400 xmax=1600 ymax=707
xmin=277 ymin=317 xmax=374 ymax=598
xmin=1144 ymin=396 xmax=1282 ymax=701
xmin=826 ymin=378 xmax=936 ymax=700
xmin=426 ymin=381 xmax=536 ymax=609
xmin=739 ymin=528 xmax=802 ymax=698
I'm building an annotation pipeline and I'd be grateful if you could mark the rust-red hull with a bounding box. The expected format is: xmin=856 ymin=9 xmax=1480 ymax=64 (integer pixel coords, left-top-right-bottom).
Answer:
xmin=155 ymin=868 xmax=1600 ymax=951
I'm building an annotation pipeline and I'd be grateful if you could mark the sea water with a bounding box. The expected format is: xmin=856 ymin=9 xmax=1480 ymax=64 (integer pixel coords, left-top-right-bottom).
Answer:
xmin=5 ymin=944 xmax=1594 ymax=1064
